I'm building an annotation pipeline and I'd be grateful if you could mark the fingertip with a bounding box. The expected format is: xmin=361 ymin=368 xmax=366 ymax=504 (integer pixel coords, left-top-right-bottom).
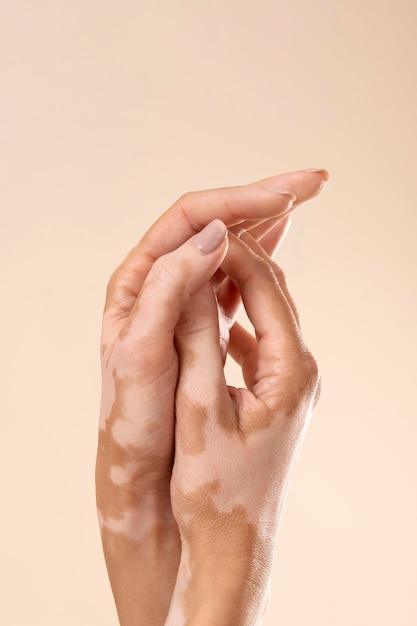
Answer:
xmin=305 ymin=168 xmax=330 ymax=182
xmin=304 ymin=168 xmax=330 ymax=193
xmin=191 ymin=219 xmax=228 ymax=255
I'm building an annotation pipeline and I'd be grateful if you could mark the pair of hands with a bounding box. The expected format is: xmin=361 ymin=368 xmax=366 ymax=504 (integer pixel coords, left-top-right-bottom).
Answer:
xmin=95 ymin=169 xmax=328 ymax=625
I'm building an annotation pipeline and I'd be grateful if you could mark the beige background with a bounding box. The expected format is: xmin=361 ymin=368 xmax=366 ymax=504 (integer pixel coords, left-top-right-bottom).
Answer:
xmin=1 ymin=1 xmax=416 ymax=624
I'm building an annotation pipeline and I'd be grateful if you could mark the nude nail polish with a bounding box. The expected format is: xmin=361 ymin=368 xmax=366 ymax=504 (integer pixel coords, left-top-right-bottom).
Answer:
xmin=306 ymin=168 xmax=330 ymax=181
xmin=192 ymin=219 xmax=227 ymax=255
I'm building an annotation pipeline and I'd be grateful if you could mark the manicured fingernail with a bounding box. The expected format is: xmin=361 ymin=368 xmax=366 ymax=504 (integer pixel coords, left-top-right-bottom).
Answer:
xmin=262 ymin=188 xmax=296 ymax=206
xmin=306 ymin=168 xmax=330 ymax=182
xmin=192 ymin=219 xmax=227 ymax=255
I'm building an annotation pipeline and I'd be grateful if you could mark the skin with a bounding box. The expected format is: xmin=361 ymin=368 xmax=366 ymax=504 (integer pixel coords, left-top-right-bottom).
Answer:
xmin=95 ymin=169 xmax=328 ymax=625
xmin=167 ymin=234 xmax=320 ymax=625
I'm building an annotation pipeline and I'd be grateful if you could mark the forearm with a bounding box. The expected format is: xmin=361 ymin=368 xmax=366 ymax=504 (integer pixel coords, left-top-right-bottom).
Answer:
xmin=165 ymin=537 xmax=274 ymax=626
xmin=98 ymin=496 xmax=181 ymax=626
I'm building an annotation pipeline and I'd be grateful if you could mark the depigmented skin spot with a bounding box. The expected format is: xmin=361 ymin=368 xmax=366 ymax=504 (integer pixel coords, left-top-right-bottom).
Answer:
xmin=165 ymin=391 xmax=298 ymax=625
xmin=100 ymin=519 xmax=181 ymax=625
xmin=96 ymin=370 xmax=175 ymax=524
xmin=171 ymin=394 xmax=288 ymax=522
xmin=96 ymin=368 xmax=180 ymax=624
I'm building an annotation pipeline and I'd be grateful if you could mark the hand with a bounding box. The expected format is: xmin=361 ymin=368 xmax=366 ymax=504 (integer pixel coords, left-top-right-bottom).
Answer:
xmin=166 ymin=232 xmax=321 ymax=626
xmin=95 ymin=170 xmax=327 ymax=625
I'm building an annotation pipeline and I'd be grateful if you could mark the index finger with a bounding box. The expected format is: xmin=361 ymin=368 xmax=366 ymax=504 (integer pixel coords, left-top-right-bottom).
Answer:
xmin=141 ymin=168 xmax=328 ymax=259
xmin=105 ymin=184 xmax=292 ymax=318
xmin=104 ymin=169 xmax=327 ymax=319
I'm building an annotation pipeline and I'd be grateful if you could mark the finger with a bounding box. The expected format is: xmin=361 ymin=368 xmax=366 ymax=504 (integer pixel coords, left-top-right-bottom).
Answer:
xmin=241 ymin=216 xmax=284 ymax=242
xmin=112 ymin=220 xmax=228 ymax=378
xmin=215 ymin=216 xmax=293 ymax=328
xmin=146 ymin=168 xmax=327 ymax=274
xmin=211 ymin=168 xmax=328 ymax=291
xmin=220 ymin=236 xmax=305 ymax=391
xmin=228 ymin=214 xmax=286 ymax=241
xmin=212 ymin=212 xmax=291 ymax=290
xmin=221 ymin=235 xmax=317 ymax=420
xmin=105 ymin=169 xmax=328 ymax=320
xmin=228 ymin=169 xmax=329 ymax=234
xmin=251 ymin=215 xmax=292 ymax=256
xmin=239 ymin=227 xmax=301 ymax=327
xmin=229 ymin=168 xmax=328 ymax=235
xmin=227 ymin=322 xmax=258 ymax=389
xmin=251 ymin=168 xmax=329 ymax=201
xmin=104 ymin=186 xmax=294 ymax=318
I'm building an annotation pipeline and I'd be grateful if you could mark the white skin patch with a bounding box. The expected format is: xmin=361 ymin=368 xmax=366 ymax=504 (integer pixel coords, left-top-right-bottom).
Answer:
xmin=165 ymin=543 xmax=192 ymax=626
xmin=110 ymin=462 xmax=138 ymax=485
xmin=99 ymin=352 xmax=144 ymax=430
xmin=111 ymin=416 xmax=138 ymax=448
xmin=98 ymin=506 xmax=155 ymax=542
xmin=174 ymin=411 xmax=287 ymax=530
xmin=98 ymin=372 xmax=116 ymax=430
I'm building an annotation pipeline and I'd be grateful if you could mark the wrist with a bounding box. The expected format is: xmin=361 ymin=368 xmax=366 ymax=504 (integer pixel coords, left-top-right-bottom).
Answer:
xmin=97 ymin=488 xmax=181 ymax=626
xmin=165 ymin=540 xmax=273 ymax=626
xmin=99 ymin=507 xmax=180 ymax=626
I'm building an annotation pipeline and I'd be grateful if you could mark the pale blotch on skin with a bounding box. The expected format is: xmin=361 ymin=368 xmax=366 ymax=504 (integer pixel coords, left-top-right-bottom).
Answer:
xmin=98 ymin=369 xmax=117 ymax=430
xmin=99 ymin=507 xmax=155 ymax=541
xmin=96 ymin=368 xmax=175 ymax=537
xmin=111 ymin=414 xmax=139 ymax=449
xmin=165 ymin=543 xmax=192 ymax=625
xmin=173 ymin=393 xmax=293 ymax=526
xmin=98 ymin=340 xmax=136 ymax=430
xmin=96 ymin=353 xmax=180 ymax=625
xmin=96 ymin=372 xmax=136 ymax=523
xmin=165 ymin=376 xmax=312 ymax=624
xmin=100 ymin=520 xmax=180 ymax=626
xmin=110 ymin=462 xmax=139 ymax=485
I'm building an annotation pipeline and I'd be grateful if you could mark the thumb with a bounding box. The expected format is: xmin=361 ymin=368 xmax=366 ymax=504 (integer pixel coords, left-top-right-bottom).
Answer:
xmin=114 ymin=219 xmax=228 ymax=377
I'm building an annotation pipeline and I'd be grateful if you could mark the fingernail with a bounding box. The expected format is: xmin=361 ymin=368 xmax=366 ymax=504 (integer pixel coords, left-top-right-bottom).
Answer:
xmin=192 ymin=219 xmax=227 ymax=255
xmin=262 ymin=188 xmax=296 ymax=206
xmin=306 ymin=168 xmax=330 ymax=182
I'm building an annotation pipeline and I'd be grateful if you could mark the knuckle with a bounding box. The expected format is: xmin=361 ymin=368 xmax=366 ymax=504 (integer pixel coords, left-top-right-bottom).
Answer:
xmin=313 ymin=370 xmax=323 ymax=408
xmin=276 ymin=350 xmax=321 ymax=420
xmin=176 ymin=190 xmax=198 ymax=213
xmin=298 ymin=350 xmax=320 ymax=389
xmin=140 ymin=255 xmax=190 ymax=319
xmin=292 ymin=351 xmax=321 ymax=406
xmin=177 ymin=190 xmax=194 ymax=203
xmin=104 ymin=268 xmax=119 ymax=305
xmin=148 ymin=255 xmax=186 ymax=293
xmin=103 ymin=265 xmax=134 ymax=314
